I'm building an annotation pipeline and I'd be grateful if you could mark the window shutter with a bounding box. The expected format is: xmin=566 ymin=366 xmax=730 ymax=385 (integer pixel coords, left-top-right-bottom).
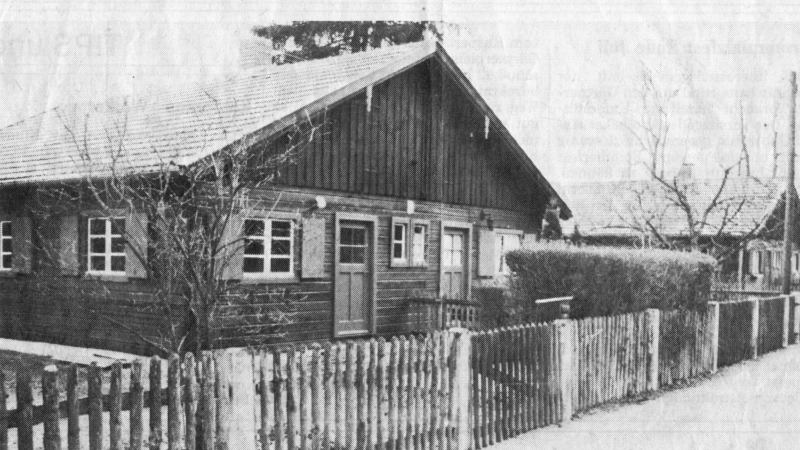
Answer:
xmin=11 ymin=216 xmax=32 ymax=274
xmin=220 ymin=212 xmax=244 ymax=280
xmin=126 ymin=210 xmax=149 ymax=279
xmin=478 ymin=228 xmax=496 ymax=277
xmin=59 ymin=215 xmax=80 ymax=276
xmin=301 ymin=217 xmax=326 ymax=278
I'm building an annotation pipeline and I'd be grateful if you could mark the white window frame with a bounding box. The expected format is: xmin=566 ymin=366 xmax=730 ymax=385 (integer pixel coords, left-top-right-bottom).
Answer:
xmin=87 ymin=217 xmax=126 ymax=275
xmin=390 ymin=217 xmax=430 ymax=268
xmin=793 ymin=253 xmax=799 ymax=274
xmin=242 ymin=218 xmax=295 ymax=278
xmin=0 ymin=221 xmax=11 ymax=271
xmin=750 ymin=250 xmax=763 ymax=276
xmin=392 ymin=222 xmax=408 ymax=264
xmin=411 ymin=222 xmax=429 ymax=266
xmin=495 ymin=229 xmax=523 ymax=276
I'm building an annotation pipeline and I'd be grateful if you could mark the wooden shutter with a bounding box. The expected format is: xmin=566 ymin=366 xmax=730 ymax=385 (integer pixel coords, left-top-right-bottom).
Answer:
xmin=126 ymin=210 xmax=149 ymax=279
xmin=11 ymin=216 xmax=32 ymax=274
xmin=59 ymin=215 xmax=80 ymax=276
xmin=220 ymin=212 xmax=244 ymax=280
xmin=301 ymin=217 xmax=326 ymax=278
xmin=478 ymin=228 xmax=496 ymax=277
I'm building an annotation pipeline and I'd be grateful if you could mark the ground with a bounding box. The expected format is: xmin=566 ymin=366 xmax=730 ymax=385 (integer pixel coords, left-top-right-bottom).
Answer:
xmin=492 ymin=344 xmax=800 ymax=450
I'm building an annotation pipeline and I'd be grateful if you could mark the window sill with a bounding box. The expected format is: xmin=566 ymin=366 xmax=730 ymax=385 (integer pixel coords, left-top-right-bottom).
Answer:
xmin=0 ymin=270 xmax=16 ymax=278
xmin=84 ymin=273 xmax=129 ymax=283
xmin=240 ymin=274 xmax=300 ymax=284
xmin=390 ymin=261 xmax=429 ymax=269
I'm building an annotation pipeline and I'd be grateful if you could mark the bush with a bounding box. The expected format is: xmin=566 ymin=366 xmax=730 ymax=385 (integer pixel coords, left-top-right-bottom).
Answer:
xmin=505 ymin=243 xmax=717 ymax=321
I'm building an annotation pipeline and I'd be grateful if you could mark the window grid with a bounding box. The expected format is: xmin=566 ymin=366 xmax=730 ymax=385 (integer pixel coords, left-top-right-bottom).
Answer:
xmin=243 ymin=219 xmax=293 ymax=275
xmin=0 ymin=221 xmax=11 ymax=270
xmin=392 ymin=223 xmax=407 ymax=262
xmin=87 ymin=218 xmax=126 ymax=274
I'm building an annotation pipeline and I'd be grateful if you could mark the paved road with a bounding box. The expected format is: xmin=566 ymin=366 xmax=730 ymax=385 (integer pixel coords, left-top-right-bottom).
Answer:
xmin=491 ymin=345 xmax=800 ymax=449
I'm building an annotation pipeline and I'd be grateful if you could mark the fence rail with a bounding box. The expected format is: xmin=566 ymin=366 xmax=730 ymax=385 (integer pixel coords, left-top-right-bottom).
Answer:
xmin=1 ymin=294 xmax=797 ymax=450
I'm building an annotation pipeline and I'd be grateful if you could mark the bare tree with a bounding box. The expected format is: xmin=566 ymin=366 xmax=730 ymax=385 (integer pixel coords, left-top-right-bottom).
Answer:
xmin=22 ymin=100 xmax=325 ymax=355
xmin=617 ymin=66 xmax=682 ymax=179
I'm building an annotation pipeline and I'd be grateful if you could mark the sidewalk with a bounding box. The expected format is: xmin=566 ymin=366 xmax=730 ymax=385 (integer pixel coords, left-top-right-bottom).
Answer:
xmin=490 ymin=345 xmax=800 ymax=450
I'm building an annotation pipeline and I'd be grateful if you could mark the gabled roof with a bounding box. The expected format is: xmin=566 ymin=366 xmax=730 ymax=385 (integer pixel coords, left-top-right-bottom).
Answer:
xmin=558 ymin=177 xmax=787 ymax=238
xmin=0 ymin=41 xmax=570 ymax=218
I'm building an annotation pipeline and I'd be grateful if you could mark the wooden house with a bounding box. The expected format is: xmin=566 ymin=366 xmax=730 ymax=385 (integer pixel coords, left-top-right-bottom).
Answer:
xmin=0 ymin=41 xmax=569 ymax=354
xmin=558 ymin=176 xmax=800 ymax=292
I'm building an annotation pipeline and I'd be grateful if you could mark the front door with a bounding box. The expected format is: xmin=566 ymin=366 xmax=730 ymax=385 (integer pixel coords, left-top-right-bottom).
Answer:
xmin=441 ymin=228 xmax=467 ymax=301
xmin=335 ymin=221 xmax=372 ymax=336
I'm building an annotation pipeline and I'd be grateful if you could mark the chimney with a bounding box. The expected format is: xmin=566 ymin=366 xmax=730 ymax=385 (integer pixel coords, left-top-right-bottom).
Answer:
xmin=677 ymin=163 xmax=693 ymax=181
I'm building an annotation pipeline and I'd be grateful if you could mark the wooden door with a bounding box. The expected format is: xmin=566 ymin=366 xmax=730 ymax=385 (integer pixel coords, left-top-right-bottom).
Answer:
xmin=441 ymin=228 xmax=467 ymax=301
xmin=335 ymin=221 xmax=372 ymax=336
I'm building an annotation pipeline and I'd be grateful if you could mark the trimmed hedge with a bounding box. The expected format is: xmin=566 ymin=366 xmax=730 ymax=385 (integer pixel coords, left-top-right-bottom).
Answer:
xmin=505 ymin=244 xmax=717 ymax=321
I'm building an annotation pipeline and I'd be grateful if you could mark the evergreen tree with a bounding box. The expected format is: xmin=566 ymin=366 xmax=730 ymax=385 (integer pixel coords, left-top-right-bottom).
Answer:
xmin=251 ymin=21 xmax=441 ymax=65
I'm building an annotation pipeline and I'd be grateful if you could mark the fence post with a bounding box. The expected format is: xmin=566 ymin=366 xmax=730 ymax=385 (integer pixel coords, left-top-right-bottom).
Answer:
xmin=645 ymin=309 xmax=660 ymax=391
xmin=751 ymin=299 xmax=760 ymax=359
xmin=555 ymin=319 xmax=573 ymax=423
xmin=450 ymin=328 xmax=473 ymax=450
xmin=783 ymin=295 xmax=791 ymax=348
xmin=710 ymin=302 xmax=720 ymax=373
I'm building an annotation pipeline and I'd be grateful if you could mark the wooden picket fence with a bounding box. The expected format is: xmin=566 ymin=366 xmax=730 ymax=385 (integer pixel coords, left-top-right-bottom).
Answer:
xmin=470 ymin=323 xmax=562 ymax=450
xmin=658 ymin=306 xmax=715 ymax=385
xmin=0 ymin=294 xmax=797 ymax=450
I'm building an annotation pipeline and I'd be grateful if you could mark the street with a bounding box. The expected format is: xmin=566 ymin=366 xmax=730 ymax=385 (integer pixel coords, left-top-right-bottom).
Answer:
xmin=491 ymin=345 xmax=800 ymax=449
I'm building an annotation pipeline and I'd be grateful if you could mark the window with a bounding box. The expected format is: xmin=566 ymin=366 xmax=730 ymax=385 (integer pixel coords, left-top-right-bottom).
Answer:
xmin=496 ymin=231 xmax=522 ymax=275
xmin=340 ymin=225 xmax=368 ymax=264
xmin=442 ymin=232 xmax=464 ymax=267
xmin=0 ymin=221 xmax=11 ymax=270
xmin=390 ymin=217 xmax=429 ymax=267
xmin=88 ymin=217 xmax=126 ymax=274
xmin=750 ymin=250 xmax=762 ymax=276
xmin=412 ymin=224 xmax=428 ymax=265
xmin=794 ymin=253 xmax=799 ymax=273
xmin=243 ymin=219 xmax=293 ymax=275
xmin=392 ymin=222 xmax=407 ymax=263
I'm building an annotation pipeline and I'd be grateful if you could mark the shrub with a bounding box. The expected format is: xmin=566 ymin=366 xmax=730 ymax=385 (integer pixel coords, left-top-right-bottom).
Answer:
xmin=505 ymin=243 xmax=717 ymax=321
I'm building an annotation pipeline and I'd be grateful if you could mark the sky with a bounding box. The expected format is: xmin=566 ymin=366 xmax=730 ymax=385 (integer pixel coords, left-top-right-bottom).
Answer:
xmin=3 ymin=1 xmax=800 ymax=184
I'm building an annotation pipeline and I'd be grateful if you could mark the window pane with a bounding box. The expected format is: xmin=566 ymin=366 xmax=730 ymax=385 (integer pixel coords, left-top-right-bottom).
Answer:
xmin=340 ymin=228 xmax=352 ymax=246
xmin=111 ymin=219 xmax=125 ymax=235
xmin=91 ymin=256 xmax=105 ymax=271
xmin=393 ymin=243 xmax=404 ymax=260
xmin=243 ymin=257 xmax=264 ymax=273
xmin=2 ymin=239 xmax=11 ymax=254
xmin=111 ymin=237 xmax=125 ymax=253
xmin=272 ymin=221 xmax=291 ymax=237
xmin=443 ymin=234 xmax=453 ymax=253
xmin=244 ymin=220 xmax=265 ymax=237
xmin=271 ymin=258 xmax=290 ymax=273
xmin=350 ymin=247 xmax=365 ymax=264
xmin=111 ymin=256 xmax=125 ymax=272
xmin=340 ymin=247 xmax=352 ymax=263
xmin=1 ymin=222 xmax=9 ymax=236
xmin=244 ymin=239 xmax=264 ymax=255
xmin=271 ymin=239 xmax=290 ymax=256
xmin=394 ymin=224 xmax=405 ymax=241
xmin=90 ymin=219 xmax=106 ymax=235
xmin=1 ymin=255 xmax=10 ymax=269
xmin=351 ymin=229 xmax=366 ymax=245
xmin=90 ymin=238 xmax=106 ymax=254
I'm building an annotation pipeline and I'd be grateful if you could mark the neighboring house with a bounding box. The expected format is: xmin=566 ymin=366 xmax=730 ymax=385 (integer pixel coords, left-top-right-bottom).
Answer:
xmin=0 ymin=41 xmax=569 ymax=353
xmin=558 ymin=174 xmax=800 ymax=291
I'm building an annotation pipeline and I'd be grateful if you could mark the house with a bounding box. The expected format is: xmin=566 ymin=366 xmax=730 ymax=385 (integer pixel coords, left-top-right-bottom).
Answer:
xmin=0 ymin=41 xmax=569 ymax=354
xmin=558 ymin=175 xmax=800 ymax=292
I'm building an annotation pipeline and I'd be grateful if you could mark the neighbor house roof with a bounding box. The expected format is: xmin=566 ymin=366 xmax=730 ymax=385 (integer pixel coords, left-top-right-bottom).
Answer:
xmin=557 ymin=177 xmax=788 ymax=238
xmin=0 ymin=40 xmax=570 ymax=218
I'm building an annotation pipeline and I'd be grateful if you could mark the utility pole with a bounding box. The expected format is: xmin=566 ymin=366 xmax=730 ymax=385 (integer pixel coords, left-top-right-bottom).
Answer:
xmin=782 ymin=72 xmax=797 ymax=295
